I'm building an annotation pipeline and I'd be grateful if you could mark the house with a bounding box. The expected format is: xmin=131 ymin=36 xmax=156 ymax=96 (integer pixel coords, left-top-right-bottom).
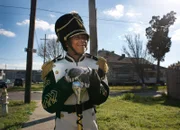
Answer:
xmin=1 ymin=49 xmax=166 ymax=85
xmin=2 ymin=69 xmax=42 ymax=83
xmin=98 ymin=49 xmax=167 ymax=85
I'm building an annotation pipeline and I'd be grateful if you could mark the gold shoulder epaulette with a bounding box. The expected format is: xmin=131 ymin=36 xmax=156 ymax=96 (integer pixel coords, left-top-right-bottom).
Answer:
xmin=41 ymin=61 xmax=54 ymax=80
xmin=96 ymin=57 xmax=109 ymax=73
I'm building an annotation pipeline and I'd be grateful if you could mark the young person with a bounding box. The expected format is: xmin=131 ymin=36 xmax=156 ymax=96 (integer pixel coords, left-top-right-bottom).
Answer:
xmin=41 ymin=12 xmax=109 ymax=130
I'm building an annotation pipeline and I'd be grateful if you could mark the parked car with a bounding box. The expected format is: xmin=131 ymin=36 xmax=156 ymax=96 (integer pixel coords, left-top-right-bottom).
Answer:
xmin=0 ymin=80 xmax=7 ymax=88
xmin=14 ymin=78 xmax=23 ymax=87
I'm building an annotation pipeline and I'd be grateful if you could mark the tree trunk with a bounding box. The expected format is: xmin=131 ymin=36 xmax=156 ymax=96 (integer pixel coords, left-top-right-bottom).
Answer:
xmin=140 ymin=70 xmax=145 ymax=84
xmin=156 ymin=59 xmax=160 ymax=84
xmin=137 ymin=65 xmax=145 ymax=86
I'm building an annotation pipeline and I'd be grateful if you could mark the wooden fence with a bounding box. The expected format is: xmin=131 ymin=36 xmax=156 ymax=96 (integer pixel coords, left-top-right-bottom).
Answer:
xmin=167 ymin=69 xmax=180 ymax=100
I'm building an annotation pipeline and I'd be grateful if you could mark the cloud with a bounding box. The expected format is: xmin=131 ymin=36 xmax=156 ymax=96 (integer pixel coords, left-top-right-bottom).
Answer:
xmin=127 ymin=23 xmax=144 ymax=34
xmin=17 ymin=19 xmax=54 ymax=32
xmin=36 ymin=19 xmax=54 ymax=32
xmin=118 ymin=34 xmax=127 ymax=41
xmin=0 ymin=29 xmax=16 ymax=37
xmin=125 ymin=10 xmax=142 ymax=17
xmin=172 ymin=29 xmax=180 ymax=41
xmin=16 ymin=20 xmax=29 ymax=25
xmin=47 ymin=34 xmax=57 ymax=39
xmin=103 ymin=4 xmax=124 ymax=19
xmin=49 ymin=14 xmax=56 ymax=18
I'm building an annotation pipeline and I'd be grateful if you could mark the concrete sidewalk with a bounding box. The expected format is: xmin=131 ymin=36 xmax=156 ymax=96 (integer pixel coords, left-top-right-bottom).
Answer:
xmin=22 ymin=101 xmax=55 ymax=130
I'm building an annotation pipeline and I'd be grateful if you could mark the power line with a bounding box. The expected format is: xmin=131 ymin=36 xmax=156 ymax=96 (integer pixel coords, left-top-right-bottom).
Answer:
xmin=98 ymin=18 xmax=144 ymax=24
xmin=0 ymin=57 xmax=25 ymax=61
xmin=0 ymin=4 xmax=65 ymax=14
xmin=0 ymin=12 xmax=29 ymax=16
xmin=0 ymin=4 xmax=147 ymax=25
xmin=0 ymin=4 xmax=29 ymax=10
xmin=37 ymin=8 xmax=65 ymax=14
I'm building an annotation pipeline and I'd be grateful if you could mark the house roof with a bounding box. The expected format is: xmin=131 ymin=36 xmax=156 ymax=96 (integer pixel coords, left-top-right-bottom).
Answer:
xmin=98 ymin=49 xmax=125 ymax=63
xmin=98 ymin=49 xmax=167 ymax=69
xmin=98 ymin=49 xmax=149 ymax=64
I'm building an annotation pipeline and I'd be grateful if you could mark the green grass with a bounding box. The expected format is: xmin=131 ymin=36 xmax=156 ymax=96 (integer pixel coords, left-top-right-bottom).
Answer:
xmin=96 ymin=93 xmax=180 ymax=130
xmin=1 ymin=90 xmax=179 ymax=130
xmin=0 ymin=100 xmax=36 ymax=130
xmin=110 ymin=85 xmax=167 ymax=92
xmin=8 ymin=83 xmax=166 ymax=93
xmin=8 ymin=83 xmax=43 ymax=92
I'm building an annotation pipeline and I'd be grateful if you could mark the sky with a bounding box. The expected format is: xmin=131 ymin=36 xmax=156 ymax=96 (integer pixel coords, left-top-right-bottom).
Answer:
xmin=0 ymin=0 xmax=180 ymax=70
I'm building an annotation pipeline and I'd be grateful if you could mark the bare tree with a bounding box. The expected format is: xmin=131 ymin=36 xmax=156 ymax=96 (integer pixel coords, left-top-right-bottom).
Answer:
xmin=37 ymin=38 xmax=63 ymax=62
xmin=122 ymin=34 xmax=154 ymax=86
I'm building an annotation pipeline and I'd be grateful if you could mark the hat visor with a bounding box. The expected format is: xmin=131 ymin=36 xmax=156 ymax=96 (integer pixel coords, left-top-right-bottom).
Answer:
xmin=69 ymin=32 xmax=89 ymax=39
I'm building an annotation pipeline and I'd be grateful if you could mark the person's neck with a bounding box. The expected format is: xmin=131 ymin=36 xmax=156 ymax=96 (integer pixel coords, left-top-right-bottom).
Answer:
xmin=67 ymin=53 xmax=82 ymax=62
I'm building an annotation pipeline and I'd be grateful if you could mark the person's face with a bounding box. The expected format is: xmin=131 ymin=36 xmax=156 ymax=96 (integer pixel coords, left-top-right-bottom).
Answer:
xmin=68 ymin=34 xmax=88 ymax=55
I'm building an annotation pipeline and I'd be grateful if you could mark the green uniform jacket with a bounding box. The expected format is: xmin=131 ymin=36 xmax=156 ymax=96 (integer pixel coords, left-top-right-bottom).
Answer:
xmin=42 ymin=53 xmax=109 ymax=114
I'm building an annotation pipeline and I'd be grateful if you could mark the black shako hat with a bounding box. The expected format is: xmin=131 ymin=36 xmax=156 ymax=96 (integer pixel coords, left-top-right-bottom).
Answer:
xmin=55 ymin=12 xmax=89 ymax=51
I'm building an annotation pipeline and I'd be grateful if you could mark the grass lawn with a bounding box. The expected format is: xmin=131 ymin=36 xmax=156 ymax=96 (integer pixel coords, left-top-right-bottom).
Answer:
xmin=0 ymin=93 xmax=179 ymax=130
xmin=0 ymin=100 xmax=36 ymax=130
xmin=8 ymin=83 xmax=166 ymax=93
xmin=96 ymin=93 xmax=180 ymax=130
xmin=8 ymin=83 xmax=44 ymax=92
xmin=5 ymin=84 xmax=174 ymax=130
xmin=110 ymin=85 xmax=167 ymax=92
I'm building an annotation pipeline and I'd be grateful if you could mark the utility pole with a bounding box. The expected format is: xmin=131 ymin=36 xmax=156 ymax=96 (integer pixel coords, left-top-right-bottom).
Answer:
xmin=41 ymin=34 xmax=49 ymax=63
xmin=24 ymin=0 xmax=37 ymax=103
xmin=89 ymin=0 xmax=98 ymax=56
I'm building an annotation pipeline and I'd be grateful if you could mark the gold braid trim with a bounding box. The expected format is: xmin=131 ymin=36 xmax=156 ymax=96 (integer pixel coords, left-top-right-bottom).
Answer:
xmin=96 ymin=57 xmax=109 ymax=73
xmin=64 ymin=29 xmax=86 ymax=41
xmin=56 ymin=17 xmax=74 ymax=33
xmin=74 ymin=15 xmax=83 ymax=27
xmin=56 ymin=16 xmax=83 ymax=33
xmin=56 ymin=15 xmax=84 ymax=41
xmin=41 ymin=61 xmax=54 ymax=80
